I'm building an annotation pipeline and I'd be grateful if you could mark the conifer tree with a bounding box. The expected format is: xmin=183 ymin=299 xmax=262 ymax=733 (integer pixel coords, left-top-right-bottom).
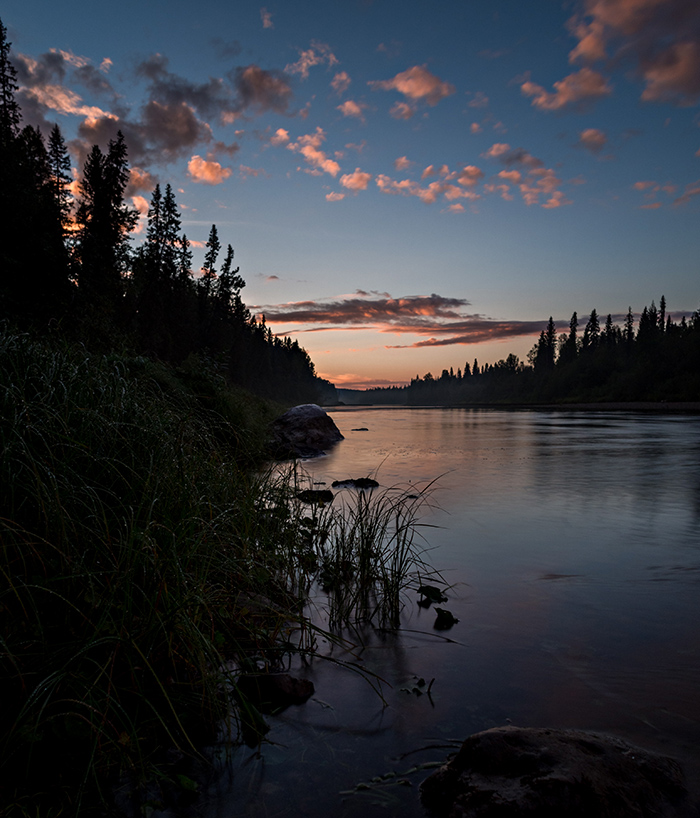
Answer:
xmin=47 ymin=124 xmax=73 ymax=233
xmin=0 ymin=19 xmax=20 ymax=146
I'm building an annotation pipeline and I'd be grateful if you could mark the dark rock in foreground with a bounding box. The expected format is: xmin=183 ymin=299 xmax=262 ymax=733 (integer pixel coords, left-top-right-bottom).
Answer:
xmin=420 ymin=726 xmax=694 ymax=817
xmin=331 ymin=477 xmax=379 ymax=489
xmin=296 ymin=489 xmax=334 ymax=505
xmin=271 ymin=403 xmax=344 ymax=458
xmin=235 ymin=673 xmax=315 ymax=714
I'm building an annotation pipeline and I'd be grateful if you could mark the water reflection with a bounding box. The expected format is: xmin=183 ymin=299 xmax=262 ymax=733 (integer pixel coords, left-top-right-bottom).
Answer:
xmin=208 ymin=408 xmax=700 ymax=817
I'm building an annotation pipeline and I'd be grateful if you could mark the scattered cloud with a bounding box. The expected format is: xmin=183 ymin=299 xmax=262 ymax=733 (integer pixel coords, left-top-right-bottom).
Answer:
xmin=253 ymin=292 xmax=471 ymax=327
xmin=340 ymin=168 xmax=372 ymax=191
xmin=326 ymin=191 xmax=345 ymax=201
xmin=390 ymin=101 xmax=415 ymax=119
xmin=521 ymin=67 xmax=612 ymax=111
xmin=260 ymin=7 xmax=273 ymax=29
xmin=674 ymin=179 xmax=700 ymax=205
xmin=187 ymin=155 xmax=233 ymax=184
xmin=577 ymin=127 xmax=608 ymax=153
xmin=567 ymin=0 xmax=700 ymax=105
xmin=257 ymin=292 xmax=546 ymax=348
xmin=337 ymin=99 xmax=367 ymax=121
xmin=127 ymin=166 xmax=158 ymax=196
xmin=394 ymin=155 xmax=412 ymax=171
xmin=369 ymin=65 xmax=455 ymax=106
xmin=331 ymin=71 xmax=351 ymax=95
xmin=470 ymin=122 xmax=482 ymax=134
xmin=285 ymin=41 xmax=338 ymax=80
xmin=287 ymin=127 xmax=341 ymax=176
xmin=468 ymin=91 xmax=489 ymax=108
xmin=270 ymin=127 xmax=290 ymax=146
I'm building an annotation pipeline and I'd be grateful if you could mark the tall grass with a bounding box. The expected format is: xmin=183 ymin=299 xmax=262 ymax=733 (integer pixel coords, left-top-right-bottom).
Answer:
xmin=0 ymin=328 xmax=437 ymax=815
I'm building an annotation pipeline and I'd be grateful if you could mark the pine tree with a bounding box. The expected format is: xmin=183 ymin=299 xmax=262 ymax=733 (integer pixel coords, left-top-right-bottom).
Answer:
xmin=0 ymin=18 xmax=20 ymax=146
xmin=74 ymin=133 xmax=137 ymax=324
xmin=581 ymin=309 xmax=600 ymax=352
xmin=47 ymin=124 xmax=73 ymax=233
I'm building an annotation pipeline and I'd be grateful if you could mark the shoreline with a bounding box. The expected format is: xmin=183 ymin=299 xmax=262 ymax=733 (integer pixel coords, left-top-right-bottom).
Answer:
xmin=328 ymin=401 xmax=700 ymax=413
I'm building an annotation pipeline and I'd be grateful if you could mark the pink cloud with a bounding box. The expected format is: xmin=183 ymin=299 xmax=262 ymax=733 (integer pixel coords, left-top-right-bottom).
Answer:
xmin=288 ymin=128 xmax=341 ymax=177
xmin=369 ymin=65 xmax=455 ymax=105
xmin=674 ymin=180 xmax=700 ymax=205
xmin=187 ymin=155 xmax=232 ymax=185
xmin=337 ymin=100 xmax=367 ymax=120
xmin=457 ymin=165 xmax=484 ymax=186
xmin=340 ymin=168 xmax=372 ymax=191
xmin=331 ymin=71 xmax=351 ymax=94
xmin=468 ymin=91 xmax=489 ymax=107
xmin=389 ymin=101 xmax=415 ymax=119
xmin=521 ymin=67 xmax=612 ymax=110
xmin=498 ymin=169 xmax=522 ymax=183
xmin=567 ymin=0 xmax=700 ymax=104
xmin=270 ymin=127 xmax=290 ymax=146
xmin=470 ymin=122 xmax=482 ymax=134
xmin=483 ymin=142 xmax=511 ymax=158
xmin=260 ymin=7 xmax=273 ymax=28
xmin=578 ymin=127 xmax=608 ymax=153
xmin=285 ymin=41 xmax=338 ymax=80
xmin=326 ymin=191 xmax=345 ymax=202
xmin=394 ymin=155 xmax=412 ymax=171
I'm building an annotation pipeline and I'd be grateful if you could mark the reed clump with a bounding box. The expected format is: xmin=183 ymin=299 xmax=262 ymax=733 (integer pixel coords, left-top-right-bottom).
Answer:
xmin=0 ymin=328 xmax=436 ymax=815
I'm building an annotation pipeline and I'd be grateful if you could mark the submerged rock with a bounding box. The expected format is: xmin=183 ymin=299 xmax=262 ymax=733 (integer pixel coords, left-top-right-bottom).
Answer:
xmin=331 ymin=477 xmax=379 ymax=489
xmin=271 ymin=404 xmax=344 ymax=459
xmin=420 ymin=726 xmax=693 ymax=817
xmin=235 ymin=673 xmax=315 ymax=715
xmin=296 ymin=489 xmax=334 ymax=505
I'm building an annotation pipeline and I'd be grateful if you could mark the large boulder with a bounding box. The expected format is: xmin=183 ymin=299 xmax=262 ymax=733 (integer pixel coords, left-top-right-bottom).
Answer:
xmin=271 ymin=403 xmax=344 ymax=458
xmin=420 ymin=726 xmax=694 ymax=817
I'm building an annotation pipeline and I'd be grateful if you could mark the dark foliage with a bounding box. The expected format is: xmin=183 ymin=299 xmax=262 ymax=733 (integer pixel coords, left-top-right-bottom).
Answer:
xmin=354 ymin=301 xmax=700 ymax=406
xmin=0 ymin=20 xmax=331 ymax=406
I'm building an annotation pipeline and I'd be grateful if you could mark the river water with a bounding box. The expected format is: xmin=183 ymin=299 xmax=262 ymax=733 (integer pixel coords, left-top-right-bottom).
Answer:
xmin=206 ymin=408 xmax=700 ymax=817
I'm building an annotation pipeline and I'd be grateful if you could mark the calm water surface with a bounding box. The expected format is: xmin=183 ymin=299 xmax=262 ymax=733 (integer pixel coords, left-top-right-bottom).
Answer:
xmin=206 ymin=408 xmax=700 ymax=817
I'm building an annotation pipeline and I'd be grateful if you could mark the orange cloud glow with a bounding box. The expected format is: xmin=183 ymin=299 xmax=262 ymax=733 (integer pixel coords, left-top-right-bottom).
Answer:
xmin=521 ymin=67 xmax=612 ymax=110
xmin=369 ymin=65 xmax=455 ymax=106
xmin=288 ymin=128 xmax=341 ymax=177
xmin=340 ymin=168 xmax=372 ymax=191
xmin=187 ymin=155 xmax=233 ymax=184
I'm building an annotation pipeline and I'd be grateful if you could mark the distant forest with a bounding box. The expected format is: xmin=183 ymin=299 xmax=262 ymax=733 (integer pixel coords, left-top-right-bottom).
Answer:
xmin=350 ymin=301 xmax=700 ymax=406
xmin=0 ymin=20 xmax=334 ymax=406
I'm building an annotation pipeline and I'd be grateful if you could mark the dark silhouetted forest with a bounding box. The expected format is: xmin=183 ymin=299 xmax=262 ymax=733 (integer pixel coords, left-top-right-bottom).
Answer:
xmin=0 ymin=20 xmax=334 ymax=406
xmin=348 ymin=301 xmax=700 ymax=406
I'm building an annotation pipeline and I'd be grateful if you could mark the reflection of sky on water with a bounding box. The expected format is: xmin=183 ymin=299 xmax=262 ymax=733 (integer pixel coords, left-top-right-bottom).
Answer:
xmin=209 ymin=409 xmax=700 ymax=818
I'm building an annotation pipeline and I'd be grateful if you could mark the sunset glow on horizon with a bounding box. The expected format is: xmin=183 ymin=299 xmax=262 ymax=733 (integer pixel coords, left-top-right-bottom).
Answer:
xmin=5 ymin=0 xmax=699 ymax=389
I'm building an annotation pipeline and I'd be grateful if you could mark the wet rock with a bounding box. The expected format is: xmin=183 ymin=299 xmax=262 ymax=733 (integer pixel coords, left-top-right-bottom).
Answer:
xmin=433 ymin=607 xmax=458 ymax=629
xmin=235 ymin=673 xmax=315 ymax=715
xmin=331 ymin=477 xmax=379 ymax=489
xmin=271 ymin=404 xmax=344 ymax=459
xmin=420 ymin=726 xmax=693 ymax=817
xmin=418 ymin=584 xmax=448 ymax=605
xmin=296 ymin=489 xmax=334 ymax=505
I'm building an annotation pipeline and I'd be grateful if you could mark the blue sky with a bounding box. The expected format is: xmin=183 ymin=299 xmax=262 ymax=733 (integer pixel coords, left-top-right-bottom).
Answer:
xmin=5 ymin=0 xmax=699 ymax=386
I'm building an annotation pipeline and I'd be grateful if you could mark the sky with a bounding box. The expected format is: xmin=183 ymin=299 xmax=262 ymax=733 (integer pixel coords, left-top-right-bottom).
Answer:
xmin=4 ymin=0 xmax=700 ymax=388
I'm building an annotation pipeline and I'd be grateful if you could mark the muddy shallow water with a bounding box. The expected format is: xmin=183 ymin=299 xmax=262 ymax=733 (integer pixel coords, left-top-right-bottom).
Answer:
xmin=203 ymin=408 xmax=700 ymax=817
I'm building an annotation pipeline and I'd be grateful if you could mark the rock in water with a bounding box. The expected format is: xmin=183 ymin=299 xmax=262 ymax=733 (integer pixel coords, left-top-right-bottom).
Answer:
xmin=235 ymin=673 xmax=315 ymax=714
xmin=420 ymin=726 xmax=693 ymax=817
xmin=271 ymin=404 xmax=344 ymax=458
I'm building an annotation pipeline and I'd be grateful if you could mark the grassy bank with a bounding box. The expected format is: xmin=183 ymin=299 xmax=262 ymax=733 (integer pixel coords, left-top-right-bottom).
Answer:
xmin=0 ymin=328 xmax=432 ymax=815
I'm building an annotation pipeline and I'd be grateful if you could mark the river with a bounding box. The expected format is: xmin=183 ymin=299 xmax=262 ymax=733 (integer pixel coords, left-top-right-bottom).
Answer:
xmin=205 ymin=407 xmax=700 ymax=817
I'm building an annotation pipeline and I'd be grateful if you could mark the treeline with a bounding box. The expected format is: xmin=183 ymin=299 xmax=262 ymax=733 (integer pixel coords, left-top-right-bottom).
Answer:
xmin=357 ymin=299 xmax=700 ymax=405
xmin=0 ymin=20 xmax=333 ymax=406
